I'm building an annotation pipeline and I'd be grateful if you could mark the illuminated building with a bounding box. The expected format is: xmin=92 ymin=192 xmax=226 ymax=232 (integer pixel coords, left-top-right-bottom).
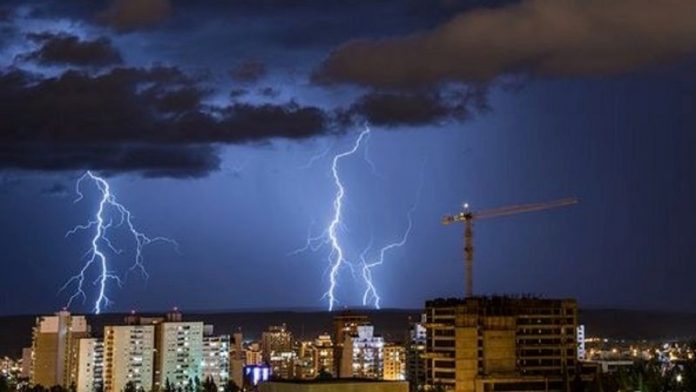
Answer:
xmin=202 ymin=334 xmax=230 ymax=390
xmin=0 ymin=356 xmax=22 ymax=382
xmin=258 ymin=379 xmax=408 ymax=392
xmin=344 ymin=325 xmax=384 ymax=379
xmin=424 ymin=297 xmax=581 ymax=392
xmin=262 ymin=325 xmax=293 ymax=360
xmin=31 ymin=310 xmax=90 ymax=388
xmin=383 ymin=344 xmax=406 ymax=381
xmin=103 ymin=325 xmax=155 ymax=392
xmin=296 ymin=341 xmax=317 ymax=379
xmin=21 ymin=348 xmax=32 ymax=379
xmin=243 ymin=364 xmax=271 ymax=388
xmin=230 ymin=331 xmax=245 ymax=388
xmin=155 ymin=311 xmax=204 ymax=389
xmin=332 ymin=311 xmax=369 ymax=377
xmin=312 ymin=335 xmax=334 ymax=376
xmin=577 ymin=325 xmax=586 ymax=360
xmin=406 ymin=316 xmax=426 ymax=391
xmin=245 ymin=343 xmax=264 ymax=366
xmin=262 ymin=325 xmax=295 ymax=379
xmin=75 ymin=338 xmax=103 ymax=392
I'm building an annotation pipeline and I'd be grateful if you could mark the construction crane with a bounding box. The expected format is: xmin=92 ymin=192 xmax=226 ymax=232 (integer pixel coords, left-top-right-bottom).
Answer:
xmin=442 ymin=197 xmax=578 ymax=297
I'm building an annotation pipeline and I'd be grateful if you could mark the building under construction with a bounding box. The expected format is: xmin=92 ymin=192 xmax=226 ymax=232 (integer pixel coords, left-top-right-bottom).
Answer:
xmin=424 ymin=296 xmax=584 ymax=392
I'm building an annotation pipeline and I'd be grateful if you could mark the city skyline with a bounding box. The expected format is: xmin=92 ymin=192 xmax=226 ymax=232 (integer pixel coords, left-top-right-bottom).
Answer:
xmin=1 ymin=0 xmax=696 ymax=314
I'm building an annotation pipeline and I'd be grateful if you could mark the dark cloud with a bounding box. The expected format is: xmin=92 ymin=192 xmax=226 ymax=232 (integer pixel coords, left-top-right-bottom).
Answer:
xmin=98 ymin=0 xmax=172 ymax=31
xmin=230 ymin=60 xmax=267 ymax=83
xmin=229 ymin=88 xmax=248 ymax=99
xmin=344 ymin=87 xmax=488 ymax=127
xmin=0 ymin=66 xmax=328 ymax=177
xmin=258 ymin=86 xmax=280 ymax=98
xmin=0 ymin=143 xmax=220 ymax=179
xmin=0 ymin=7 xmax=12 ymax=22
xmin=315 ymin=0 xmax=696 ymax=88
xmin=39 ymin=182 xmax=69 ymax=197
xmin=0 ymin=175 xmax=22 ymax=194
xmin=22 ymin=33 xmax=122 ymax=66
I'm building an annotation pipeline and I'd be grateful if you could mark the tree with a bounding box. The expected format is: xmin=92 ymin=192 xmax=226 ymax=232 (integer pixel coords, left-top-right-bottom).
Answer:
xmin=202 ymin=377 xmax=216 ymax=392
xmin=0 ymin=376 xmax=10 ymax=392
xmin=315 ymin=368 xmax=332 ymax=381
xmin=123 ymin=381 xmax=137 ymax=392
xmin=221 ymin=380 xmax=240 ymax=392
xmin=49 ymin=385 xmax=66 ymax=392
xmin=163 ymin=379 xmax=175 ymax=392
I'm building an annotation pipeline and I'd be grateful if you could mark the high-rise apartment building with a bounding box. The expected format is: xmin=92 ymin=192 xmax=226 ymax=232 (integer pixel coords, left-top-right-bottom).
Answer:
xmin=230 ymin=331 xmax=245 ymax=389
xmin=155 ymin=317 xmax=204 ymax=389
xmin=344 ymin=325 xmax=384 ymax=380
xmin=312 ymin=334 xmax=333 ymax=376
xmin=75 ymin=338 xmax=103 ymax=392
xmin=296 ymin=341 xmax=317 ymax=380
xmin=406 ymin=316 xmax=426 ymax=391
xmin=31 ymin=311 xmax=90 ymax=388
xmin=383 ymin=344 xmax=406 ymax=381
xmin=245 ymin=343 xmax=264 ymax=366
xmin=202 ymin=334 xmax=230 ymax=390
xmin=261 ymin=325 xmax=293 ymax=361
xmin=261 ymin=325 xmax=295 ymax=379
xmin=332 ymin=312 xmax=369 ymax=377
xmin=424 ymin=296 xmax=579 ymax=392
xmin=103 ymin=325 xmax=155 ymax=392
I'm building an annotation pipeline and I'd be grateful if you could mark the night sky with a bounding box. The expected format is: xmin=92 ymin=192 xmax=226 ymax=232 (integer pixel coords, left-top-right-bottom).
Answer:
xmin=1 ymin=0 xmax=696 ymax=315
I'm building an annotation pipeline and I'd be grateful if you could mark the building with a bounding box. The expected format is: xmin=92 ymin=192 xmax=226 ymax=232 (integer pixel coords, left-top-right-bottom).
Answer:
xmin=21 ymin=348 xmax=32 ymax=379
xmin=261 ymin=325 xmax=293 ymax=361
xmin=345 ymin=325 xmax=384 ymax=380
xmin=155 ymin=313 xmax=204 ymax=389
xmin=230 ymin=331 xmax=245 ymax=389
xmin=295 ymin=341 xmax=317 ymax=380
xmin=406 ymin=316 xmax=426 ymax=391
xmin=243 ymin=364 xmax=271 ymax=389
xmin=332 ymin=312 xmax=369 ymax=378
xmin=383 ymin=344 xmax=406 ymax=381
xmin=103 ymin=325 xmax=155 ymax=392
xmin=258 ymin=379 xmax=408 ymax=392
xmin=261 ymin=325 xmax=295 ymax=379
xmin=245 ymin=343 xmax=264 ymax=366
xmin=577 ymin=325 xmax=586 ymax=360
xmin=31 ymin=310 xmax=90 ymax=388
xmin=424 ymin=296 xmax=580 ymax=392
xmin=75 ymin=338 xmax=103 ymax=392
xmin=202 ymin=333 xmax=230 ymax=390
xmin=312 ymin=335 xmax=334 ymax=376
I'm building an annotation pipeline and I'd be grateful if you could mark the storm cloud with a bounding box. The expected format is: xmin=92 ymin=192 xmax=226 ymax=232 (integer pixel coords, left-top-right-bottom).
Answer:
xmin=98 ymin=0 xmax=172 ymax=31
xmin=23 ymin=33 xmax=122 ymax=66
xmin=315 ymin=0 xmax=696 ymax=88
xmin=0 ymin=66 xmax=327 ymax=177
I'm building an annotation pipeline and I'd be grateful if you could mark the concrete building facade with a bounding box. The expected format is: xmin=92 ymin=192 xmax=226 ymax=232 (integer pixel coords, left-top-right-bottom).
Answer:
xmin=75 ymin=338 xmax=103 ymax=392
xmin=202 ymin=334 xmax=230 ymax=390
xmin=424 ymin=297 xmax=579 ymax=392
xmin=155 ymin=321 xmax=204 ymax=388
xmin=345 ymin=325 xmax=384 ymax=380
xmin=31 ymin=311 xmax=90 ymax=388
xmin=103 ymin=325 xmax=155 ymax=392
xmin=383 ymin=344 xmax=406 ymax=381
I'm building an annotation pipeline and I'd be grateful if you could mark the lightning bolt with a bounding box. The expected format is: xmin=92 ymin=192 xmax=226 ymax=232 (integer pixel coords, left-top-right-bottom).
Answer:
xmin=325 ymin=127 xmax=371 ymax=311
xmin=289 ymin=127 xmax=371 ymax=311
xmin=361 ymin=166 xmax=424 ymax=309
xmin=60 ymin=171 xmax=177 ymax=314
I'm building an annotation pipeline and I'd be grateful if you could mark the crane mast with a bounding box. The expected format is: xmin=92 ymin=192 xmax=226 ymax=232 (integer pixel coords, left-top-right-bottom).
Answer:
xmin=442 ymin=197 xmax=578 ymax=297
